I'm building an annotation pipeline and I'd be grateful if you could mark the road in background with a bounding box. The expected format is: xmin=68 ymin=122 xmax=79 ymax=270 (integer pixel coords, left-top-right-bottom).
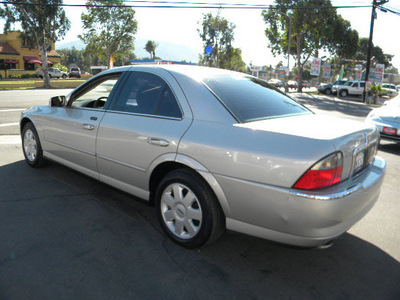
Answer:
xmin=0 ymin=89 xmax=72 ymax=135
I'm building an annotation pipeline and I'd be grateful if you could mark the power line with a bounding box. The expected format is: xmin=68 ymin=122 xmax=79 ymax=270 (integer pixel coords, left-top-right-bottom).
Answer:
xmin=0 ymin=0 xmax=373 ymax=10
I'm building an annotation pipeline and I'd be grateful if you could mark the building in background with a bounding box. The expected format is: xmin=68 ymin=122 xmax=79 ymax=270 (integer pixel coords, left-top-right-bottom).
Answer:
xmin=0 ymin=31 xmax=61 ymax=78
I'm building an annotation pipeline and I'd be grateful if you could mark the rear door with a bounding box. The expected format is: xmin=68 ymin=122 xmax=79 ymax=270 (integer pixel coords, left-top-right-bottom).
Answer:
xmin=96 ymin=69 xmax=193 ymax=197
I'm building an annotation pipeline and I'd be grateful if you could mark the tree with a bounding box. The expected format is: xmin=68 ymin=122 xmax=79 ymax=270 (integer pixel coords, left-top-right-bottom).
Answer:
xmin=198 ymin=12 xmax=245 ymax=71
xmin=1 ymin=0 xmax=70 ymax=88
xmin=144 ymin=40 xmax=158 ymax=60
xmin=79 ymin=0 xmax=138 ymax=68
xmin=355 ymin=38 xmax=393 ymax=68
xmin=262 ymin=0 xmax=359 ymax=92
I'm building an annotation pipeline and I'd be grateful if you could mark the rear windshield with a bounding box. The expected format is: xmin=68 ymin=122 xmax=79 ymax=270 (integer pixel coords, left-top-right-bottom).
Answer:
xmin=202 ymin=74 xmax=311 ymax=123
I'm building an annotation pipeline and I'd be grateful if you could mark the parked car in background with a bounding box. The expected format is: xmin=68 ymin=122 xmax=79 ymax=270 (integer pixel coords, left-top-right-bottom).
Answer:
xmin=365 ymin=94 xmax=400 ymax=143
xmin=21 ymin=65 xmax=386 ymax=249
xmin=36 ymin=67 xmax=68 ymax=79
xmin=267 ymin=78 xmax=284 ymax=88
xmin=333 ymin=80 xmax=365 ymax=97
xmin=69 ymin=67 xmax=81 ymax=78
xmin=396 ymin=85 xmax=400 ymax=92
xmin=318 ymin=80 xmax=347 ymax=95
xmin=288 ymin=80 xmax=298 ymax=89
xmin=381 ymin=84 xmax=398 ymax=97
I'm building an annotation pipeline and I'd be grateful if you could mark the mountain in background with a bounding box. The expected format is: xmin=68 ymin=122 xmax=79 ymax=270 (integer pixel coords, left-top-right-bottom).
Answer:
xmin=55 ymin=38 xmax=199 ymax=63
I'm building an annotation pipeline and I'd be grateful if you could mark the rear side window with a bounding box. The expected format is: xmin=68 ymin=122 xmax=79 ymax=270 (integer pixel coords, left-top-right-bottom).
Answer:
xmin=202 ymin=74 xmax=311 ymax=123
xmin=112 ymin=72 xmax=182 ymax=118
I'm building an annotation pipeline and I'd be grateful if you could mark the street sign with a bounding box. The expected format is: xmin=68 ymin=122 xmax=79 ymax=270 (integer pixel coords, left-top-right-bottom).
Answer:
xmin=355 ymin=64 xmax=362 ymax=81
xmin=311 ymin=58 xmax=321 ymax=76
xmin=375 ymin=64 xmax=384 ymax=83
xmin=250 ymin=65 xmax=262 ymax=71
xmin=323 ymin=64 xmax=331 ymax=79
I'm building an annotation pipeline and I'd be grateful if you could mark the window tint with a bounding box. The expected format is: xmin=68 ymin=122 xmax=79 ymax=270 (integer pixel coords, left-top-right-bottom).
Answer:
xmin=113 ymin=72 xmax=182 ymax=118
xmin=360 ymin=82 xmax=365 ymax=88
xmin=70 ymin=74 xmax=121 ymax=109
xmin=203 ymin=74 xmax=311 ymax=123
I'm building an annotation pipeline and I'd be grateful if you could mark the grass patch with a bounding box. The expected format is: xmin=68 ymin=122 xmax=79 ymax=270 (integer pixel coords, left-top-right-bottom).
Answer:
xmin=0 ymin=79 xmax=86 ymax=90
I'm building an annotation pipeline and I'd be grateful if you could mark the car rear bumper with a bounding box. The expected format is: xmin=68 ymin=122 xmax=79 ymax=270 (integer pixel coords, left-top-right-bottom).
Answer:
xmin=217 ymin=156 xmax=386 ymax=247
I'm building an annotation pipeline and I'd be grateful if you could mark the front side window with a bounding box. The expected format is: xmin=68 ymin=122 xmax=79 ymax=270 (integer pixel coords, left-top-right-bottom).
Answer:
xmin=202 ymin=74 xmax=311 ymax=123
xmin=69 ymin=74 xmax=121 ymax=109
xmin=112 ymin=72 xmax=182 ymax=118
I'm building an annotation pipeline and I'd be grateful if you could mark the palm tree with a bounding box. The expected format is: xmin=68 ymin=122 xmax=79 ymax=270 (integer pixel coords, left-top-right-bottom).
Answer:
xmin=368 ymin=83 xmax=387 ymax=105
xmin=144 ymin=40 xmax=157 ymax=59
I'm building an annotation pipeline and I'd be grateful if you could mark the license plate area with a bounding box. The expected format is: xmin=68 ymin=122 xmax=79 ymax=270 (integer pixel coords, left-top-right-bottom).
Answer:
xmin=383 ymin=127 xmax=397 ymax=135
xmin=354 ymin=151 xmax=365 ymax=173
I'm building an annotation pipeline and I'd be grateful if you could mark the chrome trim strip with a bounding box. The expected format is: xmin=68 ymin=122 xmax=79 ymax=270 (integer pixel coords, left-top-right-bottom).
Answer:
xmin=97 ymin=154 xmax=146 ymax=172
xmin=45 ymin=137 xmax=95 ymax=156
xmin=290 ymin=184 xmax=361 ymax=201
xmin=105 ymin=110 xmax=183 ymax=121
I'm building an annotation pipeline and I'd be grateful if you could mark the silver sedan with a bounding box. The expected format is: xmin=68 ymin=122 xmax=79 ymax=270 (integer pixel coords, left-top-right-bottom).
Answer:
xmin=366 ymin=95 xmax=400 ymax=143
xmin=20 ymin=65 xmax=386 ymax=248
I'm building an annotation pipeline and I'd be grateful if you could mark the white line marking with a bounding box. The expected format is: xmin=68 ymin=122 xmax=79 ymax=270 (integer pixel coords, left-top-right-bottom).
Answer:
xmin=0 ymin=135 xmax=20 ymax=145
xmin=0 ymin=122 xmax=19 ymax=127
xmin=0 ymin=109 xmax=26 ymax=112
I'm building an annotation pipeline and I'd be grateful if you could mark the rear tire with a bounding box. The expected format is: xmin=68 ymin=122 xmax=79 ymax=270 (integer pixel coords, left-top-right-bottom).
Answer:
xmin=326 ymin=89 xmax=332 ymax=95
xmin=155 ymin=169 xmax=225 ymax=248
xmin=22 ymin=122 xmax=46 ymax=168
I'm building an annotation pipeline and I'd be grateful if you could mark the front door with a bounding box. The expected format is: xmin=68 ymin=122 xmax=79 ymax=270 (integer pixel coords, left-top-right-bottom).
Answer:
xmin=42 ymin=73 xmax=123 ymax=176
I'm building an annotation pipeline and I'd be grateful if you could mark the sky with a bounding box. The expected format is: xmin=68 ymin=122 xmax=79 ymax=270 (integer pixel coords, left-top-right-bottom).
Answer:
xmin=4 ymin=0 xmax=400 ymax=70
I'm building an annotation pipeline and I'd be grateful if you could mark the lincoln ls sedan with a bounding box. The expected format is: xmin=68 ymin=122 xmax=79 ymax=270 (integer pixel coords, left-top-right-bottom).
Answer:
xmin=20 ymin=65 xmax=386 ymax=248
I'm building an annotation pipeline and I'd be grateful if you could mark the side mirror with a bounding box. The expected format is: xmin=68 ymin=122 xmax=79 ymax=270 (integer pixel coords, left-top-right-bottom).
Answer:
xmin=50 ymin=95 xmax=66 ymax=107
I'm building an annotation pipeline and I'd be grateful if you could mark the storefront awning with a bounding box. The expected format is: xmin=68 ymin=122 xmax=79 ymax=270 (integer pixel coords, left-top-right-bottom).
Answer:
xmin=27 ymin=59 xmax=42 ymax=64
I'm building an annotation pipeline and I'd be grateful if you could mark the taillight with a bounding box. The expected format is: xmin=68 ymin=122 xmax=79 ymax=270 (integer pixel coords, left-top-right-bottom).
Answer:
xmin=293 ymin=152 xmax=343 ymax=190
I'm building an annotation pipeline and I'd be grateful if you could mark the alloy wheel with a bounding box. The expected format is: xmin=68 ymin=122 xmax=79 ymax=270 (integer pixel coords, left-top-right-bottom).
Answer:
xmin=23 ymin=129 xmax=37 ymax=162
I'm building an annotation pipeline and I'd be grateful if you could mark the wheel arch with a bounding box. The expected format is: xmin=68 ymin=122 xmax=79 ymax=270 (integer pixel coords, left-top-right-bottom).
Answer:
xmin=20 ymin=117 xmax=34 ymax=134
xmin=147 ymin=155 xmax=231 ymax=218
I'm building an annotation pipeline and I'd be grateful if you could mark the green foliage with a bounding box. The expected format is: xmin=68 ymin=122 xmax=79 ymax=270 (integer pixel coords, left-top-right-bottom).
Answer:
xmin=57 ymin=46 xmax=136 ymax=71
xmin=79 ymin=0 xmax=138 ymax=68
xmin=198 ymin=12 xmax=245 ymax=71
xmin=355 ymin=38 xmax=394 ymax=68
xmin=144 ymin=40 xmax=158 ymax=60
xmin=261 ymin=0 xmax=359 ymax=91
xmin=53 ymin=63 xmax=68 ymax=72
xmin=368 ymin=83 xmax=387 ymax=105
xmin=1 ymin=0 xmax=70 ymax=88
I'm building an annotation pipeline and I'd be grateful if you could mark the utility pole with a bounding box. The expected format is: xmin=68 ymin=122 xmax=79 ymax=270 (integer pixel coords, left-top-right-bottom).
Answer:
xmin=284 ymin=14 xmax=292 ymax=93
xmin=363 ymin=0 xmax=389 ymax=103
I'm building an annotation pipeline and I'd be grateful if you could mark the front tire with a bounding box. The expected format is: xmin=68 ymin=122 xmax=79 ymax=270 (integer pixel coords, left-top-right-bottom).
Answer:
xmin=340 ymin=90 xmax=348 ymax=97
xmin=155 ymin=169 xmax=225 ymax=248
xmin=22 ymin=122 xmax=45 ymax=167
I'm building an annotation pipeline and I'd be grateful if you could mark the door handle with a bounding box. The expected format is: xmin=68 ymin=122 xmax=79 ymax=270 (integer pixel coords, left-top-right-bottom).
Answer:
xmin=147 ymin=137 xmax=169 ymax=147
xmin=82 ymin=124 xmax=95 ymax=130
